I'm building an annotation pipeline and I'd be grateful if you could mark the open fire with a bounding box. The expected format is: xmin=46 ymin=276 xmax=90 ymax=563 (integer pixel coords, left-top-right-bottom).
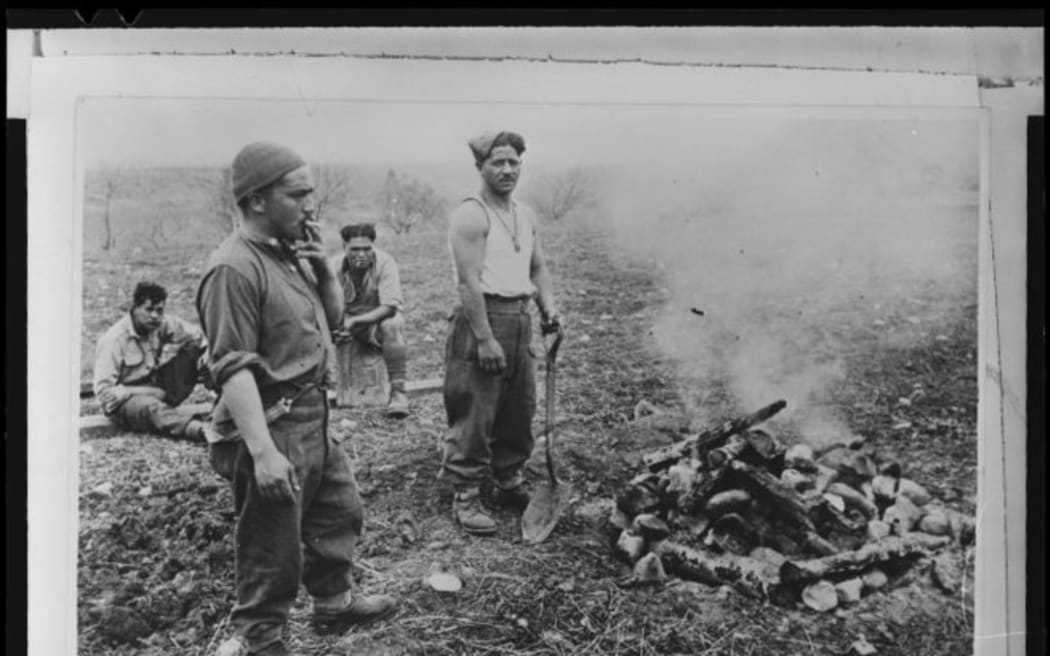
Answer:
xmin=607 ymin=401 xmax=974 ymax=611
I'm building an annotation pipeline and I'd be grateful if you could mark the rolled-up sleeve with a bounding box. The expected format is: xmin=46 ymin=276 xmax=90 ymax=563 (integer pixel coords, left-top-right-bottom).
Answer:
xmin=197 ymin=265 xmax=265 ymax=389
xmin=92 ymin=334 xmax=126 ymax=412
xmin=163 ymin=315 xmax=206 ymax=347
xmin=376 ymin=254 xmax=404 ymax=309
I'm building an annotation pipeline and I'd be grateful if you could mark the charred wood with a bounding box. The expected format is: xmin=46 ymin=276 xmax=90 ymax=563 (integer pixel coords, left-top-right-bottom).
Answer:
xmin=642 ymin=400 xmax=787 ymax=472
xmin=656 ymin=540 xmax=780 ymax=597
xmin=727 ymin=460 xmax=820 ymax=534
xmin=706 ymin=434 xmax=749 ymax=469
xmin=779 ymin=533 xmax=952 ymax=584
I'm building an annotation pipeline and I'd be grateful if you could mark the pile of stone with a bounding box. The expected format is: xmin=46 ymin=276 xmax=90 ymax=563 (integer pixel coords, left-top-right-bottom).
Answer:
xmin=608 ymin=400 xmax=974 ymax=611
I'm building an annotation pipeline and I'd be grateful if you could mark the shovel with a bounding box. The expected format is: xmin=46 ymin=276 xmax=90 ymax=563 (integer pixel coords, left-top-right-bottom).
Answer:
xmin=522 ymin=326 xmax=573 ymax=544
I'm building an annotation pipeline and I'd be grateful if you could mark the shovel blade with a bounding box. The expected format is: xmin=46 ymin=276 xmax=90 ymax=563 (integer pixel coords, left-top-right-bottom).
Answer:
xmin=522 ymin=482 xmax=573 ymax=544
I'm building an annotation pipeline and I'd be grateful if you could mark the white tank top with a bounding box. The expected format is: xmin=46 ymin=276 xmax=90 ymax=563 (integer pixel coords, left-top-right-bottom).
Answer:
xmin=450 ymin=195 xmax=536 ymax=297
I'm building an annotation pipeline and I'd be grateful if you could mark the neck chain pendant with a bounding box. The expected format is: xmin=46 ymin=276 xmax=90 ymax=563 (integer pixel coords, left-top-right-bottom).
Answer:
xmin=489 ymin=200 xmax=521 ymax=252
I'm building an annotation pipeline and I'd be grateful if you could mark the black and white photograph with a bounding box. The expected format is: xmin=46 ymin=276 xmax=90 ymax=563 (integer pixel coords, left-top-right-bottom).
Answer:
xmin=21 ymin=25 xmax=1041 ymax=656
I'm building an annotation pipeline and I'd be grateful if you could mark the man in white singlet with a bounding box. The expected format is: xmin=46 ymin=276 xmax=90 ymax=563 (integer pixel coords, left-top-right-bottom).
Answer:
xmin=441 ymin=130 xmax=562 ymax=536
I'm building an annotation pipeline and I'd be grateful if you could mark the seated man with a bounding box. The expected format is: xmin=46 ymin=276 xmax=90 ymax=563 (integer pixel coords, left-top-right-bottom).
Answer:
xmin=93 ymin=280 xmax=212 ymax=441
xmin=333 ymin=222 xmax=410 ymax=418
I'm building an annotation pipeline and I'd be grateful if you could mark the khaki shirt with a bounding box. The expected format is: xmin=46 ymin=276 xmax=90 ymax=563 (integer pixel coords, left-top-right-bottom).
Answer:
xmin=332 ymin=246 xmax=404 ymax=318
xmin=92 ymin=313 xmax=204 ymax=413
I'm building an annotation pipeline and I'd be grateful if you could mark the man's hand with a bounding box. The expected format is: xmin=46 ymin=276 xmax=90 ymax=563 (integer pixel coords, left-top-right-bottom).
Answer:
xmin=97 ymin=385 xmax=130 ymax=408
xmin=292 ymin=220 xmax=328 ymax=266
xmin=342 ymin=315 xmax=359 ymax=332
xmin=252 ymin=448 xmax=300 ymax=503
xmin=541 ymin=309 xmax=563 ymax=335
xmin=477 ymin=336 xmax=507 ymax=374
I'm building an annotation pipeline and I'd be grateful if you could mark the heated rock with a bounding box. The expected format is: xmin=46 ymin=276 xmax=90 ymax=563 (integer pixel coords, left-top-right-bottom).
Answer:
xmin=631 ymin=513 xmax=671 ymax=542
xmin=896 ymin=478 xmax=932 ymax=507
xmin=801 ymin=580 xmax=839 ymax=612
xmin=866 ymin=519 xmax=892 ymax=541
xmin=835 ymin=577 xmax=864 ymax=604
xmin=615 ymin=529 xmax=648 ymax=563
xmin=883 ymin=495 xmax=923 ymax=535
xmin=784 ymin=444 xmax=816 ymax=472
xmin=703 ymin=489 xmax=752 ymax=518
xmin=861 ymin=568 xmax=889 ymax=591
xmin=633 ymin=552 xmax=668 ymax=583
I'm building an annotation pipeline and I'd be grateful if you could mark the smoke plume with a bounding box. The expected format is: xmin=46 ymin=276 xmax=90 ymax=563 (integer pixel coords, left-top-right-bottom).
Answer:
xmin=593 ymin=117 xmax=979 ymax=445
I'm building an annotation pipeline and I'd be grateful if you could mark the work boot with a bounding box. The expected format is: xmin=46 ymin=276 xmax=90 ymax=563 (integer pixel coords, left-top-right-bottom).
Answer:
xmin=311 ymin=590 xmax=399 ymax=635
xmin=386 ymin=388 xmax=410 ymax=419
xmin=491 ymin=481 xmax=531 ymax=513
xmin=453 ymin=487 xmax=497 ymax=536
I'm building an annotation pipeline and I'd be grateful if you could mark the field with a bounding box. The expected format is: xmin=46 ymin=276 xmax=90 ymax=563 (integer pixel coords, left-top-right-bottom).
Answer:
xmin=77 ymin=175 xmax=978 ymax=655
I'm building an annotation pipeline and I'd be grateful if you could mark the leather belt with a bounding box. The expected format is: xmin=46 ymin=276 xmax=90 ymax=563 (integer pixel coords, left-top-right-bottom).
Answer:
xmin=258 ymin=380 xmax=324 ymax=409
xmin=483 ymin=294 xmax=533 ymax=305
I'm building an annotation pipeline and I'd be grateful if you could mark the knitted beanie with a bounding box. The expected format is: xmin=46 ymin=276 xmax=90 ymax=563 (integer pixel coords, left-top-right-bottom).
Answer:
xmin=231 ymin=141 xmax=307 ymax=202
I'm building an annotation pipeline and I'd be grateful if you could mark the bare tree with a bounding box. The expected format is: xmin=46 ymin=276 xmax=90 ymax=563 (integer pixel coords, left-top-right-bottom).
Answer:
xmin=207 ymin=167 xmax=240 ymax=237
xmin=100 ymin=176 xmax=119 ymax=250
xmin=377 ymin=170 xmax=447 ymax=235
xmin=312 ymin=164 xmax=353 ymax=224
xmin=526 ymin=167 xmax=597 ymax=222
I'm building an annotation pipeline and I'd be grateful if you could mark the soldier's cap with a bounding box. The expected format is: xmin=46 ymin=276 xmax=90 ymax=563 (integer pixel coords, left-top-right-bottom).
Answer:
xmin=468 ymin=131 xmax=525 ymax=164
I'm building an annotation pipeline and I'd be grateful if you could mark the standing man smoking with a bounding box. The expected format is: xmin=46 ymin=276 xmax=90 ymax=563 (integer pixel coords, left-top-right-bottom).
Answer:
xmin=197 ymin=141 xmax=396 ymax=656
xmin=333 ymin=222 xmax=411 ymax=418
xmin=442 ymin=130 xmax=562 ymax=536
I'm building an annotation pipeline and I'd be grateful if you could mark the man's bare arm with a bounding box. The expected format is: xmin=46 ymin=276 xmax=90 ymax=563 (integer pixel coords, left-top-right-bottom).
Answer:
xmin=121 ymin=385 xmax=167 ymax=400
xmin=530 ymin=231 xmax=559 ymax=327
xmin=221 ymin=369 xmax=300 ymax=502
xmin=449 ymin=204 xmax=505 ymax=373
xmin=342 ymin=305 xmax=395 ymax=330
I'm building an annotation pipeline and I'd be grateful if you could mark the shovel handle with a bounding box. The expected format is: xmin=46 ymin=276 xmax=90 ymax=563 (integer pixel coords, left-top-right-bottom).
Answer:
xmin=543 ymin=327 xmax=562 ymax=483
xmin=544 ymin=326 xmax=563 ymax=363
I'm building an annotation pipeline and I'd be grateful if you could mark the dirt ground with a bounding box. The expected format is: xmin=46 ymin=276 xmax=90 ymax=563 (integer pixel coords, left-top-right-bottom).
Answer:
xmin=77 ymin=217 xmax=976 ymax=655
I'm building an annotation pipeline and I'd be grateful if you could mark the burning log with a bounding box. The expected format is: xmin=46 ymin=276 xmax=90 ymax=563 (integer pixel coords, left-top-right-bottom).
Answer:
xmin=825 ymin=482 xmax=878 ymax=520
xmin=779 ymin=533 xmax=952 ymax=584
xmin=706 ymin=512 xmax=761 ymax=555
xmin=706 ymin=434 xmax=749 ymax=469
xmin=676 ymin=465 xmax=728 ymax=515
xmin=726 ymin=460 xmax=820 ymax=534
xmin=813 ymin=497 xmax=869 ymax=552
xmin=802 ymin=531 xmax=840 ymax=556
xmin=642 ymin=400 xmax=787 ymax=471
xmin=616 ymin=473 xmax=665 ymax=516
xmin=703 ymin=489 xmax=753 ymax=518
xmin=741 ymin=427 xmax=787 ymax=466
xmin=655 ymin=540 xmax=780 ymax=597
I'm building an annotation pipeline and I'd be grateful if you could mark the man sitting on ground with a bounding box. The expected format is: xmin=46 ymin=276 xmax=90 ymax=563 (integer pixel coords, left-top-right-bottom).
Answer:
xmin=333 ymin=222 xmax=411 ymax=418
xmin=93 ymin=280 xmax=212 ymax=441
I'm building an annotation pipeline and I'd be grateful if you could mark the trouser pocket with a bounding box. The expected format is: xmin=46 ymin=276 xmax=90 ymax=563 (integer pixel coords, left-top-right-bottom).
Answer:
xmin=209 ymin=441 xmax=238 ymax=482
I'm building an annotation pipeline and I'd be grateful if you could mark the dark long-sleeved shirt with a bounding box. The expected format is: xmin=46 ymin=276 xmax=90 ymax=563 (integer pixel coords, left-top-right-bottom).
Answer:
xmin=196 ymin=232 xmax=336 ymax=410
